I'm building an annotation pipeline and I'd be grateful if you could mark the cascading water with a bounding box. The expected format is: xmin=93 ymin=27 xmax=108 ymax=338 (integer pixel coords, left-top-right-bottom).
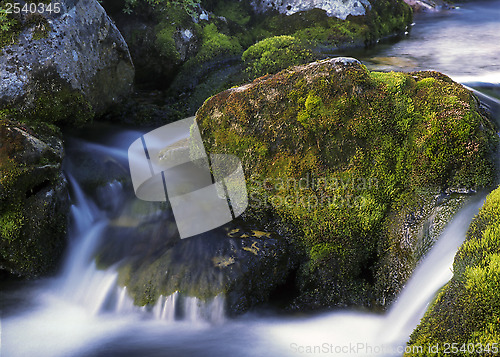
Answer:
xmin=0 ymin=117 xmax=492 ymax=357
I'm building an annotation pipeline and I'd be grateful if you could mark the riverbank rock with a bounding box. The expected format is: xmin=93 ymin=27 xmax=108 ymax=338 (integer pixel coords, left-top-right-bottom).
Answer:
xmin=0 ymin=119 xmax=69 ymax=278
xmin=407 ymin=186 xmax=500 ymax=355
xmin=195 ymin=57 xmax=498 ymax=310
xmin=250 ymin=0 xmax=372 ymax=19
xmin=101 ymin=0 xmax=411 ymax=123
xmin=0 ymin=0 xmax=134 ymax=123
xmin=0 ymin=0 xmax=133 ymax=278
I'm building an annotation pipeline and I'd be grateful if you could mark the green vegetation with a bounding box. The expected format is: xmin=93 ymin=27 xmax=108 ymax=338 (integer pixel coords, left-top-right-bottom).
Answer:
xmin=33 ymin=85 xmax=93 ymax=126
xmin=242 ymin=35 xmax=314 ymax=78
xmin=106 ymin=0 xmax=412 ymax=123
xmin=195 ymin=60 xmax=498 ymax=308
xmin=186 ymin=22 xmax=242 ymax=67
xmin=407 ymin=187 xmax=500 ymax=356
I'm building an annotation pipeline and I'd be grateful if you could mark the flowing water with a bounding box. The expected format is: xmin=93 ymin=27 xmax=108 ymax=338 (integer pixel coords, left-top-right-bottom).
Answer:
xmin=2 ymin=1 xmax=500 ymax=356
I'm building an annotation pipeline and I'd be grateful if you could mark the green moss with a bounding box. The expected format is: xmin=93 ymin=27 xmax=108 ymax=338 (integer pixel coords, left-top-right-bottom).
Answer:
xmin=25 ymin=13 xmax=51 ymax=40
xmin=407 ymin=187 xmax=500 ymax=355
xmin=0 ymin=1 xmax=21 ymax=50
xmin=155 ymin=25 xmax=180 ymax=60
xmin=32 ymin=86 xmax=93 ymax=126
xmin=154 ymin=3 xmax=195 ymax=60
xmin=213 ymin=0 xmax=250 ymax=26
xmin=0 ymin=209 xmax=24 ymax=243
xmin=0 ymin=118 xmax=67 ymax=277
xmin=187 ymin=22 xmax=242 ymax=67
xmin=196 ymin=60 xmax=497 ymax=308
xmin=242 ymin=35 xmax=315 ymax=78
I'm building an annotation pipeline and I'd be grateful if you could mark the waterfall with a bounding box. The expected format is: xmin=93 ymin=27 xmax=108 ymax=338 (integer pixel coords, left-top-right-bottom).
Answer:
xmin=380 ymin=196 xmax=486 ymax=348
xmin=54 ymin=144 xmax=226 ymax=323
xmin=2 ymin=81 xmax=498 ymax=356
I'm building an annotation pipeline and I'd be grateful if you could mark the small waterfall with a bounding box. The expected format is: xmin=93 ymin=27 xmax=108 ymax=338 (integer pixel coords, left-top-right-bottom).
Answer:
xmin=152 ymin=293 xmax=178 ymax=321
xmin=152 ymin=292 xmax=225 ymax=324
xmin=54 ymin=144 xmax=227 ymax=323
xmin=261 ymin=195 xmax=486 ymax=356
xmin=115 ymin=286 xmax=138 ymax=314
xmin=380 ymin=196 xmax=486 ymax=348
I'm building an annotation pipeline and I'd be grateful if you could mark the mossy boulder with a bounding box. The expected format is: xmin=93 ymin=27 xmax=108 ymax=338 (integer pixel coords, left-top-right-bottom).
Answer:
xmin=195 ymin=57 xmax=498 ymax=309
xmin=242 ymin=35 xmax=315 ymax=78
xmin=0 ymin=0 xmax=134 ymax=123
xmin=406 ymin=186 xmax=500 ymax=356
xmin=0 ymin=118 xmax=69 ymax=278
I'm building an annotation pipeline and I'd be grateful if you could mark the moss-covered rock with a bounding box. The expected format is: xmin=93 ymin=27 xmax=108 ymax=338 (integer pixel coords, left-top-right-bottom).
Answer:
xmin=406 ymin=187 xmax=500 ymax=356
xmin=0 ymin=118 xmax=69 ymax=277
xmin=102 ymin=0 xmax=412 ymax=124
xmin=0 ymin=0 xmax=134 ymax=279
xmin=242 ymin=35 xmax=315 ymax=78
xmin=0 ymin=0 xmax=134 ymax=124
xmin=195 ymin=57 xmax=498 ymax=310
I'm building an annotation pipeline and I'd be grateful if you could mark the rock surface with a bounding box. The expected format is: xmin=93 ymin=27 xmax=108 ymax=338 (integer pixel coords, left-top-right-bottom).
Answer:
xmin=0 ymin=0 xmax=134 ymax=120
xmin=251 ymin=0 xmax=371 ymax=20
xmin=195 ymin=57 xmax=498 ymax=309
xmin=0 ymin=119 xmax=69 ymax=277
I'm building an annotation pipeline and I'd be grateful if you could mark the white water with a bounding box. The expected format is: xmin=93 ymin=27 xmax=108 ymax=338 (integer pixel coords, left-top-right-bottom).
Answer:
xmin=1 ymin=174 xmax=226 ymax=357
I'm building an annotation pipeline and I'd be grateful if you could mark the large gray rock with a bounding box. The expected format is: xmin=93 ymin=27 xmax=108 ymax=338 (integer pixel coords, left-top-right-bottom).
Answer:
xmin=0 ymin=0 xmax=134 ymax=118
xmin=250 ymin=0 xmax=371 ymax=19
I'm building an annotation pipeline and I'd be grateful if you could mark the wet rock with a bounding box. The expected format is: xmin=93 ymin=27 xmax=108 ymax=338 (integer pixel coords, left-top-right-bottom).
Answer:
xmin=0 ymin=119 xmax=69 ymax=278
xmin=250 ymin=0 xmax=372 ymax=20
xmin=195 ymin=58 xmax=498 ymax=310
xmin=0 ymin=0 xmax=134 ymax=123
xmin=99 ymin=213 xmax=297 ymax=315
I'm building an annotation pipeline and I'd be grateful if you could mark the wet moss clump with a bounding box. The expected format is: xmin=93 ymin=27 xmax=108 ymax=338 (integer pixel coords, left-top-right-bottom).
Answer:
xmin=195 ymin=59 xmax=498 ymax=309
xmin=406 ymin=187 xmax=500 ymax=356
xmin=242 ymin=35 xmax=314 ymax=78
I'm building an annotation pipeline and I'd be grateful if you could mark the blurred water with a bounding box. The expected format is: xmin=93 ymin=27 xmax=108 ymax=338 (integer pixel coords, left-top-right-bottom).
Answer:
xmin=345 ymin=0 xmax=500 ymax=81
